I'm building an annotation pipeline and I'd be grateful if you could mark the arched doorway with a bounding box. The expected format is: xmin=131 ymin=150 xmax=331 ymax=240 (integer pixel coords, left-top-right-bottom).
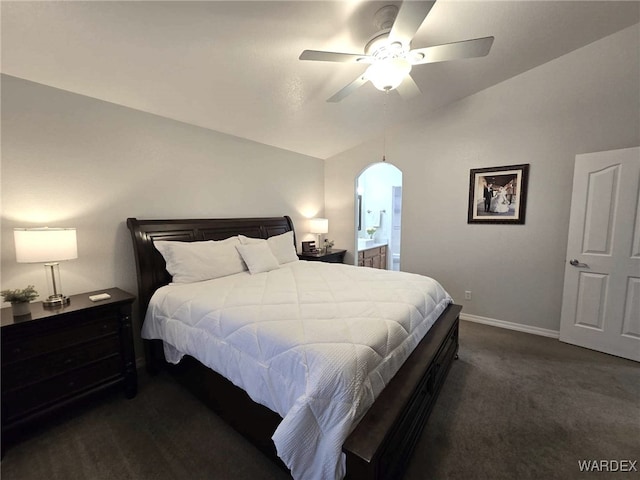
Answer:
xmin=355 ymin=163 xmax=402 ymax=271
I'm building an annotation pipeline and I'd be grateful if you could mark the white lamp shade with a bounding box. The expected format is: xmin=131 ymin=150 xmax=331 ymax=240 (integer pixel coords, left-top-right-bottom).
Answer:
xmin=309 ymin=218 xmax=329 ymax=234
xmin=14 ymin=228 xmax=78 ymax=263
xmin=366 ymin=57 xmax=412 ymax=91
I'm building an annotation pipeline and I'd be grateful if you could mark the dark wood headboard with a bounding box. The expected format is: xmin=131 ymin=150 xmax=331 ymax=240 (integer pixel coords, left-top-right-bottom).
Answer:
xmin=126 ymin=216 xmax=295 ymax=322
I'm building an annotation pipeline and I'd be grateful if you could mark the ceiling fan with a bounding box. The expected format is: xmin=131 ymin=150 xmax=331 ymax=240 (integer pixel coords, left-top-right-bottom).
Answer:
xmin=299 ymin=1 xmax=494 ymax=102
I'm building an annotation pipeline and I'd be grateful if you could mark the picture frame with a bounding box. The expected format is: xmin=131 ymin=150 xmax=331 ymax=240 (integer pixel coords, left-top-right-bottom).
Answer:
xmin=302 ymin=240 xmax=318 ymax=253
xmin=468 ymin=163 xmax=529 ymax=224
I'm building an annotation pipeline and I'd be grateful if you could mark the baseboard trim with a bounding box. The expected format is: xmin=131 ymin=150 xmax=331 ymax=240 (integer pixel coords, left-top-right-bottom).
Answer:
xmin=460 ymin=313 xmax=560 ymax=339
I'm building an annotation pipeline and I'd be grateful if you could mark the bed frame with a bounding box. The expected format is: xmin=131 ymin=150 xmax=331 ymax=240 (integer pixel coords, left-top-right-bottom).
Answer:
xmin=127 ymin=216 xmax=461 ymax=480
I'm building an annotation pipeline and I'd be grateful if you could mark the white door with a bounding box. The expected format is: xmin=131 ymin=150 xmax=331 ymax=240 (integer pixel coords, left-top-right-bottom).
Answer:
xmin=559 ymin=147 xmax=640 ymax=361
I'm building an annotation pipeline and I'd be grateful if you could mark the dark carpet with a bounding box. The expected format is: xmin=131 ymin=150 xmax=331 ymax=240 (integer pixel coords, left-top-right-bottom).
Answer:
xmin=2 ymin=321 xmax=638 ymax=479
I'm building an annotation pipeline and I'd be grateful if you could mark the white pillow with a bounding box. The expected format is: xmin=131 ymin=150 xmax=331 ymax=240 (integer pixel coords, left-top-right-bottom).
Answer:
xmin=154 ymin=237 xmax=246 ymax=284
xmin=238 ymin=235 xmax=263 ymax=245
xmin=236 ymin=242 xmax=280 ymax=274
xmin=239 ymin=231 xmax=298 ymax=265
xmin=268 ymin=231 xmax=299 ymax=265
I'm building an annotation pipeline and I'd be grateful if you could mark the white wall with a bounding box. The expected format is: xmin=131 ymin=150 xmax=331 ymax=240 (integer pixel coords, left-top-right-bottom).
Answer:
xmin=325 ymin=24 xmax=640 ymax=333
xmin=1 ymin=75 xmax=325 ymax=344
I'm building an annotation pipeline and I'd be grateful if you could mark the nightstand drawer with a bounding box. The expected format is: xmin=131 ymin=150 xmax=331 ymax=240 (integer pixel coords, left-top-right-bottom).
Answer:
xmin=2 ymin=335 xmax=121 ymax=388
xmin=2 ymin=311 xmax=119 ymax=364
xmin=3 ymin=354 xmax=123 ymax=422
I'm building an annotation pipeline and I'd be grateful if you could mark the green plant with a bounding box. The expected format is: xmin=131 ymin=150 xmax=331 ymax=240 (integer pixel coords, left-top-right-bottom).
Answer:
xmin=323 ymin=239 xmax=335 ymax=248
xmin=366 ymin=227 xmax=377 ymax=238
xmin=1 ymin=285 xmax=39 ymax=304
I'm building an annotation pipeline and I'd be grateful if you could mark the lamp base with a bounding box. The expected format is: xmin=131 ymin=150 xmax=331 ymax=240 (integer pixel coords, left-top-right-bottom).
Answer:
xmin=43 ymin=294 xmax=70 ymax=308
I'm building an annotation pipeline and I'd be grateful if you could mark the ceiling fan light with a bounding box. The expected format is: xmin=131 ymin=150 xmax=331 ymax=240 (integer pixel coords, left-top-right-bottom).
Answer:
xmin=366 ymin=57 xmax=412 ymax=91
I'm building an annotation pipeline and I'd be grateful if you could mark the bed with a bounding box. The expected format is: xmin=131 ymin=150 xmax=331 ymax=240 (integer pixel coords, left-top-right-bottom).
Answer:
xmin=127 ymin=216 xmax=461 ymax=480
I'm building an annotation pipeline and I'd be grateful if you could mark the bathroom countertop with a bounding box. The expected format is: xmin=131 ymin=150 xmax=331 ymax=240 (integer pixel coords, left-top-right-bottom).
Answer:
xmin=357 ymin=241 xmax=388 ymax=252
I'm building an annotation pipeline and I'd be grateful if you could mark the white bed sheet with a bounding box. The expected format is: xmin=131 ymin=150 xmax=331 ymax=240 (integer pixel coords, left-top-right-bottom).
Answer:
xmin=141 ymin=260 xmax=452 ymax=480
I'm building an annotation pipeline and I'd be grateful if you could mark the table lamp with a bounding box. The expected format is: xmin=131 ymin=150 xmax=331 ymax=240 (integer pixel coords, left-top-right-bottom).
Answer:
xmin=309 ymin=218 xmax=328 ymax=249
xmin=14 ymin=227 xmax=78 ymax=307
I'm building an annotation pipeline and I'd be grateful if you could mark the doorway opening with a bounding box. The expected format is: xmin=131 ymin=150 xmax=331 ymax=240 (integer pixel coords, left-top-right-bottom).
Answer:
xmin=355 ymin=163 xmax=402 ymax=271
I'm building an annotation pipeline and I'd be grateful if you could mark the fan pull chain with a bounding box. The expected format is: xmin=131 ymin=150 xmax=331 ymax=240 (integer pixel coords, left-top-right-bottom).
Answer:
xmin=382 ymin=91 xmax=389 ymax=162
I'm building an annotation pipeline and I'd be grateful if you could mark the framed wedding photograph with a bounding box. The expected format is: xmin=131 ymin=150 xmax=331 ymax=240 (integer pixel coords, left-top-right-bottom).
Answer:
xmin=468 ymin=163 xmax=529 ymax=224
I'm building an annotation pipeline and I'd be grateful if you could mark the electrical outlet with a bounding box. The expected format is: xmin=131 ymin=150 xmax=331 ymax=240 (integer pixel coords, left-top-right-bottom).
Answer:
xmin=464 ymin=290 xmax=472 ymax=300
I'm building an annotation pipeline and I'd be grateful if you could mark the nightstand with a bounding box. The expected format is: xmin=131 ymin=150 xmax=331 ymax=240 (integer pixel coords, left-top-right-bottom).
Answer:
xmin=298 ymin=249 xmax=346 ymax=263
xmin=1 ymin=287 xmax=137 ymax=446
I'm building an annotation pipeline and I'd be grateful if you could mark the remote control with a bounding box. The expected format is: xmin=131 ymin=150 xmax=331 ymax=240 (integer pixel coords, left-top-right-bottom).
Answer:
xmin=89 ymin=293 xmax=111 ymax=302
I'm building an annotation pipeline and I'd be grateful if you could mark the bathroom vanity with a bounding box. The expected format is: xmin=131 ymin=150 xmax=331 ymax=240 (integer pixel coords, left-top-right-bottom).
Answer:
xmin=357 ymin=241 xmax=388 ymax=269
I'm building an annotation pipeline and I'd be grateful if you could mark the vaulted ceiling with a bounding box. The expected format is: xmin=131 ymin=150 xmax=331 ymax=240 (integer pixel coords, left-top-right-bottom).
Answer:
xmin=2 ymin=1 xmax=638 ymax=159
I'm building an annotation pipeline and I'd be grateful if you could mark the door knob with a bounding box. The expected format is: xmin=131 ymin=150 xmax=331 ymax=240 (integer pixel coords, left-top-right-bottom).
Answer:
xmin=569 ymin=259 xmax=589 ymax=268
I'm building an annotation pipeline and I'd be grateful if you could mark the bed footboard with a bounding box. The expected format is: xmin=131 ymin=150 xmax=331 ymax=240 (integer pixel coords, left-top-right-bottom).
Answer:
xmin=344 ymin=303 xmax=461 ymax=479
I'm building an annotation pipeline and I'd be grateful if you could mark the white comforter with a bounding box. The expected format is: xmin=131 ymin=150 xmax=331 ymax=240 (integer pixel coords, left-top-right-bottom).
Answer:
xmin=142 ymin=260 xmax=452 ymax=480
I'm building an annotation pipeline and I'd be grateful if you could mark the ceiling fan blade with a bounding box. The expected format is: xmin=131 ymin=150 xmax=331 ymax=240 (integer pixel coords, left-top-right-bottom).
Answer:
xmin=408 ymin=36 xmax=495 ymax=65
xmin=388 ymin=1 xmax=435 ymax=48
xmin=396 ymin=74 xmax=422 ymax=99
xmin=299 ymin=50 xmax=372 ymax=63
xmin=327 ymin=74 xmax=369 ymax=103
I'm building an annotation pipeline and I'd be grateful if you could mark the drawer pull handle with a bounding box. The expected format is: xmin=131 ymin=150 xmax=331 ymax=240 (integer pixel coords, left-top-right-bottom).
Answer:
xmin=63 ymin=358 xmax=74 ymax=365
